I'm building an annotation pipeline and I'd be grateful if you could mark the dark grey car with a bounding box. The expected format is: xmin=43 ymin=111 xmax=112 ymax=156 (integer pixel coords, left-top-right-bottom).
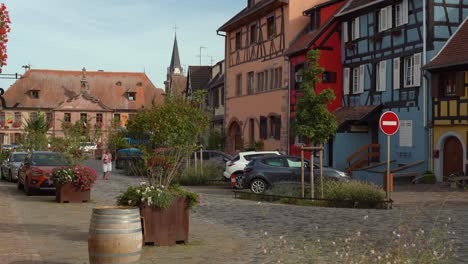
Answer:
xmin=1 ymin=152 xmax=27 ymax=182
xmin=242 ymin=155 xmax=350 ymax=194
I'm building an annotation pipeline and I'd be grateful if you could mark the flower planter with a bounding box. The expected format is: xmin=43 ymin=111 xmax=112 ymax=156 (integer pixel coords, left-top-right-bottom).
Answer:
xmin=140 ymin=197 xmax=189 ymax=246
xmin=56 ymin=182 xmax=91 ymax=203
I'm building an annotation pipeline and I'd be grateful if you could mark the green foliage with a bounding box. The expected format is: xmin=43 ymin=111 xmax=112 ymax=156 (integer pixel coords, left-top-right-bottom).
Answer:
xmin=207 ymin=130 xmax=225 ymax=150
xmin=293 ymin=49 xmax=338 ymax=145
xmin=19 ymin=112 xmax=49 ymax=151
xmin=423 ymin=171 xmax=436 ymax=184
xmin=176 ymin=162 xmax=223 ymax=186
xmin=322 ymin=180 xmax=385 ymax=203
xmin=0 ymin=149 xmax=9 ymax=161
xmin=106 ymin=118 xmax=129 ymax=154
xmin=51 ymin=165 xmax=97 ymax=191
xmin=59 ymin=119 xmax=98 ymax=165
xmin=126 ymin=94 xmax=210 ymax=187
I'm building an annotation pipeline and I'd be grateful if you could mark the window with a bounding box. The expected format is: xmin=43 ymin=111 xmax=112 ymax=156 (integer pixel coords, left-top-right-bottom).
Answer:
xmin=286 ymin=157 xmax=303 ymax=168
xmin=264 ymin=157 xmax=285 ymax=167
xmin=247 ymin=71 xmax=254 ymax=95
xmin=114 ymin=113 xmax=121 ymax=121
xmin=309 ymin=10 xmax=320 ymax=31
xmin=249 ymin=24 xmax=257 ymax=45
xmin=128 ymin=92 xmax=136 ymax=101
xmin=376 ymin=61 xmax=387 ymax=92
xmin=29 ymin=112 xmax=37 ymax=121
xmin=264 ymin=70 xmax=269 ymax=90
xmin=352 ymin=66 xmax=365 ymax=94
xmin=221 ymin=87 xmax=225 ymax=106
xmin=343 ymin=68 xmax=350 ymax=95
xmin=395 ymin=0 xmax=409 ymax=27
xmin=404 ymin=53 xmax=421 ymax=87
xmin=294 ymin=64 xmax=305 ymax=89
xmin=267 ymin=16 xmax=276 ymax=39
xmin=235 ymin=31 xmax=242 ymax=50
xmin=351 ymin=17 xmax=360 ymax=40
xmin=440 ymin=72 xmax=457 ymax=96
xmin=260 ymin=116 xmax=267 ymax=139
xmin=128 ymin=114 xmax=136 ymax=121
xmin=399 ymin=120 xmax=413 ymax=147
xmin=96 ymin=113 xmax=103 ymax=123
xmin=379 ymin=6 xmax=392 ymax=32
xmin=273 ymin=67 xmax=282 ymax=89
xmin=30 ymin=90 xmax=39 ymax=99
xmin=236 ymin=74 xmax=243 ymax=96
xmin=249 ymin=118 xmax=255 ymax=145
xmin=257 ymin=72 xmax=264 ymax=92
xmin=269 ymin=115 xmax=281 ymax=140
xmin=80 ymin=113 xmax=87 ymax=123
xmin=0 ymin=112 xmax=5 ymax=124
xmin=64 ymin=113 xmax=71 ymax=123
xmin=343 ymin=21 xmax=349 ymax=43
xmin=322 ymin=71 xmax=337 ymax=84
xmin=213 ymin=88 xmax=220 ymax=107
xmin=393 ymin=58 xmax=401 ymax=90
xmin=46 ymin=112 xmax=52 ymax=126
xmin=269 ymin=69 xmax=275 ymax=90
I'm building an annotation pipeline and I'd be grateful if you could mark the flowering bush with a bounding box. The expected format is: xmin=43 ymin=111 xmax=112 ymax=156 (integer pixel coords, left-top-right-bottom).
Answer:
xmin=52 ymin=165 xmax=97 ymax=191
xmin=117 ymin=182 xmax=199 ymax=209
xmin=0 ymin=3 xmax=11 ymax=70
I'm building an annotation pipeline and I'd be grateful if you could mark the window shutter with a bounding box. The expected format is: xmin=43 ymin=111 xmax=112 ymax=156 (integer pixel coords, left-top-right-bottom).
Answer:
xmin=414 ymin=53 xmax=422 ymax=86
xmin=359 ymin=65 xmax=365 ymax=93
xmin=379 ymin=8 xmax=386 ymax=32
xmin=393 ymin=58 xmax=400 ymax=90
xmin=354 ymin=17 xmax=360 ymax=39
xmin=378 ymin=61 xmax=387 ymax=91
xmin=431 ymin=73 xmax=440 ymax=97
xmin=402 ymin=0 xmax=409 ymax=24
xmin=275 ymin=117 xmax=281 ymax=140
xmin=399 ymin=120 xmax=413 ymax=147
xmin=260 ymin=116 xmax=267 ymax=139
xmin=456 ymin=71 xmax=466 ymax=96
xmin=343 ymin=68 xmax=350 ymax=95
xmin=387 ymin=6 xmax=393 ymax=29
xmin=343 ymin=22 xmax=348 ymax=42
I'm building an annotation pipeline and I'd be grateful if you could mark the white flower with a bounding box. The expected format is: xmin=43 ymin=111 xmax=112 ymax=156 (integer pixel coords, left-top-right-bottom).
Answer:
xmin=136 ymin=190 xmax=140 ymax=194
xmin=411 ymin=243 xmax=416 ymax=247
xmin=356 ymin=231 xmax=361 ymax=237
xmin=264 ymin=232 xmax=268 ymax=236
xmin=378 ymin=256 xmax=381 ymax=260
xmin=448 ymin=217 xmax=452 ymax=222
xmin=128 ymin=200 xmax=132 ymax=204
xmin=335 ymin=251 xmax=339 ymax=255
xmin=140 ymin=182 xmax=147 ymax=186
xmin=396 ymin=234 xmax=400 ymax=238
xmin=433 ymin=251 xmax=438 ymax=256
xmin=332 ymin=241 xmax=336 ymax=246
xmin=279 ymin=236 xmax=283 ymax=240
xmin=161 ymin=185 xmax=165 ymax=188
xmin=363 ymin=215 xmax=368 ymax=220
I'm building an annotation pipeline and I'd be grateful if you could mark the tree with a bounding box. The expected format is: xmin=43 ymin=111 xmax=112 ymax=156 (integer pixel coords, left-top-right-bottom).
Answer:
xmin=293 ymin=49 xmax=337 ymax=145
xmin=127 ymin=93 xmax=210 ymax=187
xmin=20 ymin=112 xmax=49 ymax=151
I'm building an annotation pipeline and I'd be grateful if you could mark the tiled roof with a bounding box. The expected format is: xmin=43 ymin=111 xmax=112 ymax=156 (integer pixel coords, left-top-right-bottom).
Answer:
xmin=218 ymin=0 xmax=288 ymax=32
xmin=334 ymin=105 xmax=381 ymax=127
xmin=4 ymin=69 xmax=164 ymax=110
xmin=187 ymin=66 xmax=212 ymax=92
xmin=424 ymin=18 xmax=468 ymax=70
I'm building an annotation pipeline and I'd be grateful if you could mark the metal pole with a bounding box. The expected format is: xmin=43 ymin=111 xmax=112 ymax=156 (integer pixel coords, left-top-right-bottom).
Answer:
xmin=310 ymin=151 xmax=314 ymax=199
xmin=320 ymin=145 xmax=323 ymax=199
xmin=194 ymin=149 xmax=198 ymax=172
xmin=301 ymin=150 xmax=305 ymax=198
xmin=386 ymin=135 xmax=391 ymax=203
xmin=200 ymin=146 xmax=203 ymax=174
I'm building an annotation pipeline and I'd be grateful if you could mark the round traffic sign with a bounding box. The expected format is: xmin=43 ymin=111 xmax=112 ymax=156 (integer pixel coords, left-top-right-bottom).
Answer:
xmin=379 ymin=111 xmax=400 ymax=136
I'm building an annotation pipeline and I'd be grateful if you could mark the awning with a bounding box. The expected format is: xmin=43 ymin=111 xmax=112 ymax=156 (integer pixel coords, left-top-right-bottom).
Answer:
xmin=333 ymin=104 xmax=382 ymax=132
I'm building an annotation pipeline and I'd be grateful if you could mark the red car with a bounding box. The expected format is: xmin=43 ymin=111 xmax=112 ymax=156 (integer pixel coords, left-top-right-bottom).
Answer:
xmin=17 ymin=151 xmax=70 ymax=195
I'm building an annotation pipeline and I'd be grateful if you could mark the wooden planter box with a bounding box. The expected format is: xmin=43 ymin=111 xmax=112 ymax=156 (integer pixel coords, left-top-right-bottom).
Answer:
xmin=140 ymin=197 xmax=189 ymax=246
xmin=56 ymin=182 xmax=91 ymax=203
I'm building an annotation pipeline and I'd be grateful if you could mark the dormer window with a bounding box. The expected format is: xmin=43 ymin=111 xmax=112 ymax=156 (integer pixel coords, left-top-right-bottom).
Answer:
xmin=309 ymin=10 xmax=320 ymax=31
xmin=127 ymin=92 xmax=136 ymax=101
xmin=30 ymin=90 xmax=39 ymax=99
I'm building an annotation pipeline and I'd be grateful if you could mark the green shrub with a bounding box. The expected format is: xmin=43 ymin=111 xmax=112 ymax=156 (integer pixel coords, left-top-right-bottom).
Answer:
xmin=176 ymin=162 xmax=223 ymax=186
xmin=124 ymin=159 xmax=147 ymax=177
xmin=423 ymin=171 xmax=436 ymax=184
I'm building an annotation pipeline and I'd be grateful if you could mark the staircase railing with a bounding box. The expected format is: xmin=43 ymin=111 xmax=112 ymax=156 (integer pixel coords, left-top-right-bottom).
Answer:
xmin=346 ymin=144 xmax=380 ymax=174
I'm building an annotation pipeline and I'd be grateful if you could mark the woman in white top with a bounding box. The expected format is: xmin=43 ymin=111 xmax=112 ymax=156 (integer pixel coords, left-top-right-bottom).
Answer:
xmin=101 ymin=149 xmax=112 ymax=180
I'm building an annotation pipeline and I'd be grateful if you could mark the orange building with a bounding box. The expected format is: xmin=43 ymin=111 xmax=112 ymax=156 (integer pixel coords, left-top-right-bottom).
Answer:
xmin=218 ymin=0 xmax=329 ymax=154
xmin=1 ymin=68 xmax=164 ymax=145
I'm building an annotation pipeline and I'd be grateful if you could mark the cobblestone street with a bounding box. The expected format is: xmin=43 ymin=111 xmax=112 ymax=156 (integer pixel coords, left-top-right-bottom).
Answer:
xmin=0 ymin=159 xmax=467 ymax=263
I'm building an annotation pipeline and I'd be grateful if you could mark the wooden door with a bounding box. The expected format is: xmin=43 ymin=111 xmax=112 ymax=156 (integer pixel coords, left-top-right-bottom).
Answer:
xmin=443 ymin=136 xmax=463 ymax=181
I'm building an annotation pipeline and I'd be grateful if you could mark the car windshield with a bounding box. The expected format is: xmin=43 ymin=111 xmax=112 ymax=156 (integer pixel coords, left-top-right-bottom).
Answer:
xmin=11 ymin=153 xmax=27 ymax=162
xmin=32 ymin=153 xmax=70 ymax=166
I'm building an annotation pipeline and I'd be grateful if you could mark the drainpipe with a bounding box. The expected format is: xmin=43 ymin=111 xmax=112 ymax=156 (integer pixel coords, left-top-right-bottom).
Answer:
xmin=217 ymin=30 xmax=227 ymax=151
xmin=286 ymin=56 xmax=291 ymax=155
xmin=422 ymin=0 xmax=432 ymax=172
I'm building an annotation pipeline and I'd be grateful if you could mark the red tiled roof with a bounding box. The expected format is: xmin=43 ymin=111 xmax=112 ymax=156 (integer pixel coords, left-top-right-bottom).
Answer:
xmin=424 ymin=18 xmax=468 ymax=70
xmin=4 ymin=69 xmax=164 ymax=110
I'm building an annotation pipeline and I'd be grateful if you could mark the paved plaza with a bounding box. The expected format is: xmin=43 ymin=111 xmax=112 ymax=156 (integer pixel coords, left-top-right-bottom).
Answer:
xmin=0 ymin=159 xmax=467 ymax=263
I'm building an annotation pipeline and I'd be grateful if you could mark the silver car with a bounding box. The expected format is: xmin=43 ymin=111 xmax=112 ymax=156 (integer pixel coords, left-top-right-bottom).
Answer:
xmin=1 ymin=152 xmax=27 ymax=182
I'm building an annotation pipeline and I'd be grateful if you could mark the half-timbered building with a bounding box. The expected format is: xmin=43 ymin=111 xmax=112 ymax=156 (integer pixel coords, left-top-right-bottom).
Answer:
xmin=285 ymin=0 xmax=347 ymax=164
xmin=424 ymin=17 xmax=468 ymax=181
xmin=333 ymin=0 xmax=468 ymax=182
xmin=217 ymin=0 xmax=329 ymax=154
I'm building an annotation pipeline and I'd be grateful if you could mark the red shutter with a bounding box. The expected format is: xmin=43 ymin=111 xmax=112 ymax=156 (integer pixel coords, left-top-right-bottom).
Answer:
xmin=456 ymin=71 xmax=466 ymax=96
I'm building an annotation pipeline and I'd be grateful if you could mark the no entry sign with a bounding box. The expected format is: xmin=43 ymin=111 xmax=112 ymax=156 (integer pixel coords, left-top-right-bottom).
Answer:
xmin=379 ymin=111 xmax=400 ymax=136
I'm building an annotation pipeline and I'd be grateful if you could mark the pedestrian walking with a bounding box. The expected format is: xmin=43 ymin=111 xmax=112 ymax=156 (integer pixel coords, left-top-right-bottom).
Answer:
xmin=102 ymin=149 xmax=112 ymax=180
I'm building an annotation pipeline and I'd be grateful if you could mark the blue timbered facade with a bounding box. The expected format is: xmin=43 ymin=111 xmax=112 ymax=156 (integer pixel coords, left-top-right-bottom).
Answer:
xmin=332 ymin=0 xmax=468 ymax=182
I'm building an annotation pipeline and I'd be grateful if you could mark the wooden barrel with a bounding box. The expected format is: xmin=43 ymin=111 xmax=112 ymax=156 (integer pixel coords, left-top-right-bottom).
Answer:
xmin=88 ymin=206 xmax=142 ymax=264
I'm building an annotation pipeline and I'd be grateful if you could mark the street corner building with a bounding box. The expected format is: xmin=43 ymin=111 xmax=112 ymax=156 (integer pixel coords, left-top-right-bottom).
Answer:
xmin=1 ymin=68 xmax=165 ymax=145
xmin=218 ymin=0 xmax=338 ymax=154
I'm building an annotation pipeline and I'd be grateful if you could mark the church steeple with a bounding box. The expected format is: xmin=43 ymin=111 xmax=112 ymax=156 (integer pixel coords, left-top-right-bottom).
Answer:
xmin=168 ymin=34 xmax=182 ymax=75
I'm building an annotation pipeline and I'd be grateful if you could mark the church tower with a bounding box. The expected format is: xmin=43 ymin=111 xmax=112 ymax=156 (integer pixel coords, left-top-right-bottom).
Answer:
xmin=164 ymin=34 xmax=186 ymax=96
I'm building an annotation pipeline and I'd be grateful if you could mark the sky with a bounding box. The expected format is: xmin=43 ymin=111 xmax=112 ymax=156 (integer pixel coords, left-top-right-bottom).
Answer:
xmin=0 ymin=0 xmax=245 ymax=90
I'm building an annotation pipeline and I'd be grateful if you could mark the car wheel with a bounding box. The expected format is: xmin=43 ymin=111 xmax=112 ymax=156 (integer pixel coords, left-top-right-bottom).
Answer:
xmin=234 ymin=172 xmax=244 ymax=189
xmin=24 ymin=178 xmax=33 ymax=196
xmin=250 ymin=178 xmax=267 ymax=194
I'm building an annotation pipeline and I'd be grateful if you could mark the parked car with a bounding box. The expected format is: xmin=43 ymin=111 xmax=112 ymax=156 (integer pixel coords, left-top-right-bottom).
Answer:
xmin=17 ymin=151 xmax=71 ymax=195
xmin=190 ymin=150 xmax=232 ymax=168
xmin=115 ymin=148 xmax=143 ymax=169
xmin=1 ymin=151 xmax=27 ymax=182
xmin=1 ymin=144 xmax=21 ymax=151
xmin=242 ymin=155 xmax=350 ymax=194
xmin=223 ymin=150 xmax=280 ymax=188
xmin=79 ymin=142 xmax=97 ymax=153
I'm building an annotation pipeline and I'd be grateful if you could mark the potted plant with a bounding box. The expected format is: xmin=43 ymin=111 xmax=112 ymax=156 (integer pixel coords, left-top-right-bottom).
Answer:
xmin=117 ymin=94 xmax=209 ymax=246
xmin=51 ymin=165 xmax=97 ymax=203
xmin=423 ymin=171 xmax=436 ymax=184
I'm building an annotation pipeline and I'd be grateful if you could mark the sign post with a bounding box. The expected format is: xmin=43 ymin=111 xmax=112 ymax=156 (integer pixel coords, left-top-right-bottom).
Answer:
xmin=379 ymin=111 xmax=400 ymax=205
